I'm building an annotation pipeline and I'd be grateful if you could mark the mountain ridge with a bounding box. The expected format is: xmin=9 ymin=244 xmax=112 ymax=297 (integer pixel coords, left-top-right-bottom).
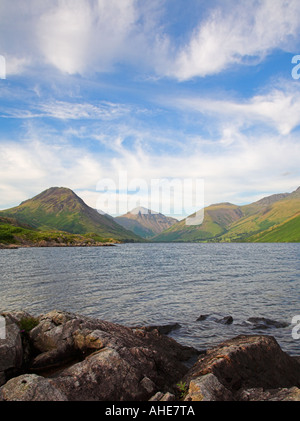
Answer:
xmin=0 ymin=187 xmax=143 ymax=242
xmin=153 ymin=186 xmax=300 ymax=243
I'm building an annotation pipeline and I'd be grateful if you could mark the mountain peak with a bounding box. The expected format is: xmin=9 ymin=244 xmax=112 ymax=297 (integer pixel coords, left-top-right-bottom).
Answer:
xmin=115 ymin=207 xmax=177 ymax=238
xmin=1 ymin=187 xmax=142 ymax=241
xmin=130 ymin=206 xmax=158 ymax=215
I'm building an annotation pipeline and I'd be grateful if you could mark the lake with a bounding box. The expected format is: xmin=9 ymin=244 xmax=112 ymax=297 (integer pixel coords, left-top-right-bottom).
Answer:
xmin=0 ymin=243 xmax=299 ymax=355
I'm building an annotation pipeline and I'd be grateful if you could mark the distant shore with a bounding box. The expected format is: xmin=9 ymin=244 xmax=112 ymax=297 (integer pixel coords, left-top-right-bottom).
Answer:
xmin=0 ymin=242 xmax=117 ymax=249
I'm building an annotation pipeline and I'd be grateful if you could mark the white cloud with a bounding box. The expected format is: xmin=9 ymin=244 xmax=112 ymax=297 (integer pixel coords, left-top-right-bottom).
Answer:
xmin=170 ymin=80 xmax=300 ymax=135
xmin=1 ymin=0 xmax=299 ymax=79
xmin=0 ymin=137 xmax=104 ymax=209
xmin=165 ymin=0 xmax=300 ymax=80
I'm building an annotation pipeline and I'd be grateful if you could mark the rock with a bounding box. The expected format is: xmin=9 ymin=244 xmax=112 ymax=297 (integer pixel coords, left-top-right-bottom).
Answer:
xmin=185 ymin=373 xmax=233 ymax=401
xmin=149 ymin=391 xmax=175 ymax=401
xmin=238 ymin=386 xmax=300 ymax=401
xmin=0 ymin=374 xmax=67 ymax=401
xmin=196 ymin=314 xmax=233 ymax=324
xmin=149 ymin=391 xmax=164 ymax=401
xmin=247 ymin=317 xmax=289 ymax=329
xmin=184 ymin=335 xmax=300 ymax=401
xmin=196 ymin=314 xmax=209 ymax=321
xmin=160 ymin=392 xmax=176 ymax=401
xmin=217 ymin=316 xmax=233 ymax=325
xmin=1 ymin=310 xmax=35 ymax=326
xmin=29 ymin=310 xmax=83 ymax=369
xmin=0 ymin=314 xmax=23 ymax=385
xmin=25 ymin=310 xmax=198 ymax=401
xmin=142 ymin=323 xmax=181 ymax=335
xmin=50 ymin=348 xmax=157 ymax=401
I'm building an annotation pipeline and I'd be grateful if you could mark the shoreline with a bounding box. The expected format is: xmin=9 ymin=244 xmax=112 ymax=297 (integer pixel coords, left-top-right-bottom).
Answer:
xmin=0 ymin=242 xmax=118 ymax=249
xmin=1 ymin=310 xmax=300 ymax=401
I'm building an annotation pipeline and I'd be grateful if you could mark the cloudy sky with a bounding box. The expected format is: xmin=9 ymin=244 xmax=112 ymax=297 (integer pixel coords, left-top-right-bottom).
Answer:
xmin=1 ymin=0 xmax=300 ymax=217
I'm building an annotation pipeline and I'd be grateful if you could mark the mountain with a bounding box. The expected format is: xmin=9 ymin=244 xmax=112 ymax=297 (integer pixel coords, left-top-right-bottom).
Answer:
xmin=115 ymin=206 xmax=178 ymax=239
xmin=0 ymin=187 xmax=142 ymax=242
xmin=153 ymin=187 xmax=300 ymax=242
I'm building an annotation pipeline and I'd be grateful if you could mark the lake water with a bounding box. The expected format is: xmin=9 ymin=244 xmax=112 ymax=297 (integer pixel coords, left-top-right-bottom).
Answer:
xmin=1 ymin=243 xmax=300 ymax=355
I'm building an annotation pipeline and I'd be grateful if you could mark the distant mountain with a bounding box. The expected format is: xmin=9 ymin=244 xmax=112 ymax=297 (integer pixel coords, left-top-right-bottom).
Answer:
xmin=153 ymin=187 xmax=300 ymax=242
xmin=115 ymin=206 xmax=178 ymax=239
xmin=0 ymin=187 xmax=142 ymax=242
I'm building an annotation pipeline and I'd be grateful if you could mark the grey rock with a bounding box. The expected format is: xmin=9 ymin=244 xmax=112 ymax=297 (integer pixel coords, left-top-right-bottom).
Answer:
xmin=149 ymin=391 xmax=175 ymax=401
xmin=238 ymin=386 xmax=300 ymax=401
xmin=185 ymin=373 xmax=233 ymax=401
xmin=160 ymin=392 xmax=176 ymax=401
xmin=183 ymin=335 xmax=300 ymax=401
xmin=247 ymin=317 xmax=289 ymax=329
xmin=26 ymin=310 xmax=197 ymax=401
xmin=0 ymin=374 xmax=67 ymax=401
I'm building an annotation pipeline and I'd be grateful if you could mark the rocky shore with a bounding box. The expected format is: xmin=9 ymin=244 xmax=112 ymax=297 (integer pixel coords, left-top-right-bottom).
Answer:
xmin=0 ymin=310 xmax=300 ymax=401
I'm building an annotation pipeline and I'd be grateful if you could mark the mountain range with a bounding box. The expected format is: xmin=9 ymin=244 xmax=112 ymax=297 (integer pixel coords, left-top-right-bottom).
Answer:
xmin=152 ymin=186 xmax=300 ymax=242
xmin=0 ymin=185 xmax=299 ymax=245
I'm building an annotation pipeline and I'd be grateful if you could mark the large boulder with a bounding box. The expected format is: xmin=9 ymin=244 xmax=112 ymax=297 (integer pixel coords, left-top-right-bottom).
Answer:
xmin=27 ymin=310 xmax=198 ymax=401
xmin=184 ymin=335 xmax=300 ymax=401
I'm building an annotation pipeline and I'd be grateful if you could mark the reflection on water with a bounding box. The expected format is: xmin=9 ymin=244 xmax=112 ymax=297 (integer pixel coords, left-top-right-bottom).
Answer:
xmin=0 ymin=243 xmax=299 ymax=355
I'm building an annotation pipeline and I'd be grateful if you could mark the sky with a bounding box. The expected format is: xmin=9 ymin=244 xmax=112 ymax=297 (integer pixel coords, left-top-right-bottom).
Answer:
xmin=1 ymin=0 xmax=300 ymax=218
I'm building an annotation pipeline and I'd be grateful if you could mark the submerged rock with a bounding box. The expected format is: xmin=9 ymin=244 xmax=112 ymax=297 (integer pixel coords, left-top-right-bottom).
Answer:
xmin=247 ymin=317 xmax=289 ymax=329
xmin=142 ymin=323 xmax=181 ymax=335
xmin=196 ymin=314 xmax=233 ymax=325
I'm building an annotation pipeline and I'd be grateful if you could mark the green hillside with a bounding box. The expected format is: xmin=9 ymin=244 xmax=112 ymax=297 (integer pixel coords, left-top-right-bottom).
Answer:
xmin=0 ymin=187 xmax=142 ymax=242
xmin=153 ymin=187 xmax=300 ymax=243
xmin=0 ymin=216 xmax=117 ymax=246
xmin=247 ymin=213 xmax=300 ymax=242
xmin=153 ymin=203 xmax=243 ymax=242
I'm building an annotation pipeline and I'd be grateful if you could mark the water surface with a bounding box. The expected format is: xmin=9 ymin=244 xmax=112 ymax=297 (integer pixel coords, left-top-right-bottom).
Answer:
xmin=1 ymin=243 xmax=299 ymax=354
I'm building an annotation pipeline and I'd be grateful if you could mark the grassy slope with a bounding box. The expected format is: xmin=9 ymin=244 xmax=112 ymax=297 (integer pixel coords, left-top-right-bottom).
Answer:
xmin=220 ymin=196 xmax=300 ymax=242
xmin=0 ymin=216 xmax=117 ymax=245
xmin=152 ymin=203 xmax=243 ymax=242
xmin=246 ymin=213 xmax=300 ymax=242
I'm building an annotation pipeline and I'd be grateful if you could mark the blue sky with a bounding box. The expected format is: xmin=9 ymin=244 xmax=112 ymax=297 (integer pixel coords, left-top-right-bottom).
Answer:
xmin=1 ymin=0 xmax=300 ymax=218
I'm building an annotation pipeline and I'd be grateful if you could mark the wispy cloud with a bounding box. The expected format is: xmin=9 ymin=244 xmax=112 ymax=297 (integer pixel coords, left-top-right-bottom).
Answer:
xmin=167 ymin=80 xmax=300 ymax=135
xmin=0 ymin=100 xmax=131 ymax=120
xmin=165 ymin=0 xmax=300 ymax=80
